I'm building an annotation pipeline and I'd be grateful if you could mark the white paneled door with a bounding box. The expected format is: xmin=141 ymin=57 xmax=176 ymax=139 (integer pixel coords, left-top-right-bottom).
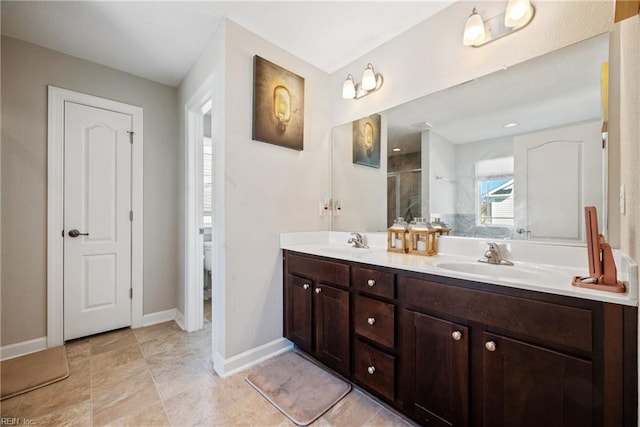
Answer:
xmin=63 ymin=102 xmax=132 ymax=340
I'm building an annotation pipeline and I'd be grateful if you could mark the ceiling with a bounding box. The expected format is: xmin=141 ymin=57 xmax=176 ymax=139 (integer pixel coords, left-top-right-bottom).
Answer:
xmin=1 ymin=1 xmax=455 ymax=87
xmin=386 ymin=32 xmax=608 ymax=154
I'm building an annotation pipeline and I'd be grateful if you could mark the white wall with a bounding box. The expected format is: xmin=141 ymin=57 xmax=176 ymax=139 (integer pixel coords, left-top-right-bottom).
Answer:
xmin=178 ymin=19 xmax=331 ymax=365
xmin=330 ymin=1 xmax=613 ymax=127
xmin=428 ymin=131 xmax=456 ymax=216
xmin=1 ymin=36 xmax=179 ymax=346
xmin=331 ymin=116 xmax=387 ymax=232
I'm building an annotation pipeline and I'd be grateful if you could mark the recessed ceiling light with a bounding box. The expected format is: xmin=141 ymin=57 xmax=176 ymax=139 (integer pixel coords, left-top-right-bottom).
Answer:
xmin=503 ymin=122 xmax=519 ymax=128
xmin=392 ymin=148 xmax=402 ymax=152
xmin=424 ymin=122 xmax=433 ymax=128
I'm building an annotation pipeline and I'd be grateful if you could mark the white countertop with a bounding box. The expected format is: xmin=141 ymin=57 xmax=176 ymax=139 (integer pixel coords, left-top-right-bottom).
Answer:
xmin=280 ymin=231 xmax=639 ymax=307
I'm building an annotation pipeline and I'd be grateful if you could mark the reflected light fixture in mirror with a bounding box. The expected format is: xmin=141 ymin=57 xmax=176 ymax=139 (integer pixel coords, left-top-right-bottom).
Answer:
xmin=463 ymin=0 xmax=535 ymax=47
xmin=341 ymin=63 xmax=384 ymax=100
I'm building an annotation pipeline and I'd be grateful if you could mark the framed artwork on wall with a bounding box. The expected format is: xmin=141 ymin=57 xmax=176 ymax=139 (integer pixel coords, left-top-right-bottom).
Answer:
xmin=353 ymin=114 xmax=381 ymax=168
xmin=252 ymin=55 xmax=305 ymax=151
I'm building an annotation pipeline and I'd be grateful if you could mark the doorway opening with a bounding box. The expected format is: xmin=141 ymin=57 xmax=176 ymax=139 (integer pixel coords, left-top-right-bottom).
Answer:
xmin=184 ymin=80 xmax=214 ymax=333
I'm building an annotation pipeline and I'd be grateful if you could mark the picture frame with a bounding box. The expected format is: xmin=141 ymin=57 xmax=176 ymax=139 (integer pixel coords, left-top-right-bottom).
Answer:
xmin=353 ymin=114 xmax=381 ymax=168
xmin=252 ymin=55 xmax=305 ymax=151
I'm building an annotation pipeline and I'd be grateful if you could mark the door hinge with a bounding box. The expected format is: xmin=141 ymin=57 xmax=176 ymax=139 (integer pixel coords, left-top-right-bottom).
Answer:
xmin=61 ymin=229 xmax=65 ymax=238
xmin=127 ymin=131 xmax=135 ymax=144
xmin=129 ymin=211 xmax=133 ymax=221
xmin=130 ymin=288 xmax=133 ymax=299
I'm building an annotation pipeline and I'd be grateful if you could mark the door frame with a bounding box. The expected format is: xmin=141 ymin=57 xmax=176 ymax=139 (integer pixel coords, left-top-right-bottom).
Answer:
xmin=183 ymin=76 xmax=214 ymax=332
xmin=47 ymin=86 xmax=144 ymax=347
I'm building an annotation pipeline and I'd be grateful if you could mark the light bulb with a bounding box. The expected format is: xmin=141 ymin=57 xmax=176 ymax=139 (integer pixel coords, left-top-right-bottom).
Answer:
xmin=463 ymin=8 xmax=485 ymax=46
xmin=361 ymin=64 xmax=377 ymax=91
xmin=342 ymin=74 xmax=356 ymax=99
xmin=505 ymin=0 xmax=533 ymax=28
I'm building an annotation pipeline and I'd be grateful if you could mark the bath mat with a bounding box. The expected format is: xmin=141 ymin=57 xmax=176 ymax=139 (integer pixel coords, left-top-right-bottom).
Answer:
xmin=246 ymin=352 xmax=351 ymax=425
xmin=1 ymin=346 xmax=69 ymax=400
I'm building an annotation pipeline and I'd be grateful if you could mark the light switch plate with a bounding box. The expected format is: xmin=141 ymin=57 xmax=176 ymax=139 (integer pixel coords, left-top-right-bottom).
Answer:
xmin=620 ymin=184 xmax=626 ymax=215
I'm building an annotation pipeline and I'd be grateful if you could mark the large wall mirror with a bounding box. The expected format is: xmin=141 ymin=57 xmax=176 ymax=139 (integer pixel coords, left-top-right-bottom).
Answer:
xmin=331 ymin=34 xmax=609 ymax=242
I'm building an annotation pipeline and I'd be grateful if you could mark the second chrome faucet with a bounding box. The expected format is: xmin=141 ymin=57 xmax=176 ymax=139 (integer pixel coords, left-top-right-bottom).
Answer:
xmin=347 ymin=232 xmax=369 ymax=249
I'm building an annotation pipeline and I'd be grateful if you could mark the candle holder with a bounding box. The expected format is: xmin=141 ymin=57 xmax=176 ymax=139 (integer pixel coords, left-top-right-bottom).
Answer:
xmin=387 ymin=217 xmax=408 ymax=253
xmin=409 ymin=218 xmax=438 ymax=256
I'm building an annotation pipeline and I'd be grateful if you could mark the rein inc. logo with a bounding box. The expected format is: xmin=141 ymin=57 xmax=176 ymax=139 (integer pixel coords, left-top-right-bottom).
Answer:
xmin=1 ymin=418 xmax=36 ymax=425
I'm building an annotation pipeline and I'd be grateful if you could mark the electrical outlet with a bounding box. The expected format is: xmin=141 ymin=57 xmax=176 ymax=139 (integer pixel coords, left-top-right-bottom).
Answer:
xmin=620 ymin=184 xmax=626 ymax=215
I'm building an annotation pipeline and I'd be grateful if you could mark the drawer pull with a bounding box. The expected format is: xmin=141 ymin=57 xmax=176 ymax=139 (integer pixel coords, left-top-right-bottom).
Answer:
xmin=315 ymin=287 xmax=322 ymax=294
xmin=367 ymin=279 xmax=376 ymax=287
xmin=302 ymin=283 xmax=310 ymax=290
xmin=485 ymin=341 xmax=497 ymax=352
xmin=367 ymin=317 xmax=376 ymax=326
xmin=367 ymin=366 xmax=376 ymax=375
xmin=451 ymin=331 xmax=462 ymax=341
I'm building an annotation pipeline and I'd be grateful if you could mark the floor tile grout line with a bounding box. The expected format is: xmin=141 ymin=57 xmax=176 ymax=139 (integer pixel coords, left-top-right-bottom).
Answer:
xmin=88 ymin=338 xmax=94 ymax=426
xmin=134 ymin=326 xmax=173 ymax=425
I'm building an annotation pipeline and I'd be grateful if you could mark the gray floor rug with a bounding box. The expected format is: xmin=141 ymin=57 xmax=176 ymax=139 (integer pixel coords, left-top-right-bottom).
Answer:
xmin=246 ymin=352 xmax=351 ymax=426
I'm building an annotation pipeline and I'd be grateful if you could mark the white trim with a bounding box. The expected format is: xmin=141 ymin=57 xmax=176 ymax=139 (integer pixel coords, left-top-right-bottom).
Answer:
xmin=47 ymin=86 xmax=144 ymax=347
xmin=213 ymin=338 xmax=294 ymax=378
xmin=184 ymin=77 xmax=214 ymax=333
xmin=175 ymin=310 xmax=186 ymax=330
xmin=141 ymin=309 xmax=176 ymax=327
xmin=1 ymin=337 xmax=47 ymax=361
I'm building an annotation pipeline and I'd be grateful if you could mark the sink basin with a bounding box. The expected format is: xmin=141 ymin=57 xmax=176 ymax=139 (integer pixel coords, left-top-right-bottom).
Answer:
xmin=435 ymin=261 xmax=554 ymax=282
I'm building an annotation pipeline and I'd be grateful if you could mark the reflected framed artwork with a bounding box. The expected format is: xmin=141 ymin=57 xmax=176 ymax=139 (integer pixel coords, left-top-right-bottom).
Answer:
xmin=353 ymin=114 xmax=381 ymax=168
xmin=252 ymin=55 xmax=305 ymax=151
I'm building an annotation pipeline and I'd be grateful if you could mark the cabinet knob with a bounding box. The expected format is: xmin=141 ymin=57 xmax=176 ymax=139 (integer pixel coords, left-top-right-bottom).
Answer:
xmin=485 ymin=341 xmax=497 ymax=352
xmin=367 ymin=317 xmax=376 ymax=326
xmin=302 ymin=283 xmax=310 ymax=290
xmin=315 ymin=287 xmax=322 ymax=294
xmin=367 ymin=366 xmax=376 ymax=375
xmin=367 ymin=279 xmax=376 ymax=287
xmin=451 ymin=331 xmax=462 ymax=341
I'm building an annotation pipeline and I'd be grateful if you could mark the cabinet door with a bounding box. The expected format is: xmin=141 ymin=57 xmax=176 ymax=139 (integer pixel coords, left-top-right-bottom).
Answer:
xmin=284 ymin=274 xmax=313 ymax=353
xmin=314 ymin=284 xmax=350 ymax=376
xmin=482 ymin=332 xmax=593 ymax=427
xmin=403 ymin=310 xmax=469 ymax=427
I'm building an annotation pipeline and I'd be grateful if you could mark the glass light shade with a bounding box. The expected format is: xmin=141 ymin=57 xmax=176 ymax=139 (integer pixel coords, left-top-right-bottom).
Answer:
xmin=361 ymin=64 xmax=377 ymax=91
xmin=504 ymin=0 xmax=533 ymax=28
xmin=273 ymin=85 xmax=291 ymax=130
xmin=342 ymin=75 xmax=356 ymax=99
xmin=463 ymin=8 xmax=485 ymax=46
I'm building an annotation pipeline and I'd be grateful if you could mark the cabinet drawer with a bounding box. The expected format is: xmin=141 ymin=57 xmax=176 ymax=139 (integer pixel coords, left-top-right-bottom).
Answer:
xmin=354 ymin=340 xmax=395 ymax=401
xmin=287 ymin=253 xmax=350 ymax=289
xmin=354 ymin=295 xmax=395 ymax=349
xmin=353 ymin=267 xmax=395 ymax=299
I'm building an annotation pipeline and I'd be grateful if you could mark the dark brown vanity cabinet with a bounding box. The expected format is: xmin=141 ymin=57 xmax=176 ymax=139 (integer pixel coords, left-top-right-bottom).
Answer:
xmin=283 ymin=250 xmax=637 ymax=426
xmin=284 ymin=252 xmax=350 ymax=376
xmin=402 ymin=310 xmax=469 ymax=427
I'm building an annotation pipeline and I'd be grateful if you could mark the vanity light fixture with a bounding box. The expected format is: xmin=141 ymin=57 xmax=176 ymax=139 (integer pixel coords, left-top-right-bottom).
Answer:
xmin=342 ymin=63 xmax=384 ymax=100
xmin=463 ymin=0 xmax=535 ymax=47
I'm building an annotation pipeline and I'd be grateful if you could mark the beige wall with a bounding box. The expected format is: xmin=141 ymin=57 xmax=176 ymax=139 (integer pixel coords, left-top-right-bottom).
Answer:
xmin=179 ymin=19 xmax=332 ymax=362
xmin=611 ymin=15 xmax=640 ymax=260
xmin=1 ymin=36 xmax=179 ymax=346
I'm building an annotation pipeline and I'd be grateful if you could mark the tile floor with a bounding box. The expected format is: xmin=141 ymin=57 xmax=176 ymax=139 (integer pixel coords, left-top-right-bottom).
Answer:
xmin=1 ymin=301 xmax=414 ymax=426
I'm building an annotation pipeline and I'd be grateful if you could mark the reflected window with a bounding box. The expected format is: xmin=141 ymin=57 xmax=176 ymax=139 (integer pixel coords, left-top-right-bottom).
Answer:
xmin=476 ymin=157 xmax=514 ymax=226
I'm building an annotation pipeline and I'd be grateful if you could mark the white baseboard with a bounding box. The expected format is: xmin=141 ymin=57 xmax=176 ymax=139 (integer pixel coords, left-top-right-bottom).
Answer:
xmin=142 ymin=308 xmax=176 ymax=327
xmin=213 ymin=338 xmax=293 ymax=378
xmin=1 ymin=337 xmax=47 ymax=361
xmin=175 ymin=310 xmax=185 ymax=330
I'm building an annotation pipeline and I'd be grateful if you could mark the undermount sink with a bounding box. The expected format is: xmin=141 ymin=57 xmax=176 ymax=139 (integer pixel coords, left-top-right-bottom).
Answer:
xmin=435 ymin=261 xmax=554 ymax=282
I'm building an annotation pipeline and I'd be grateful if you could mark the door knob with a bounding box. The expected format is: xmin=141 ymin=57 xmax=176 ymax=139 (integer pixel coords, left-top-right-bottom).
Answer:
xmin=302 ymin=283 xmax=310 ymax=290
xmin=485 ymin=341 xmax=497 ymax=352
xmin=452 ymin=331 xmax=463 ymax=341
xmin=68 ymin=229 xmax=89 ymax=238
xmin=367 ymin=317 xmax=376 ymax=325
xmin=367 ymin=366 xmax=376 ymax=375
xmin=315 ymin=287 xmax=322 ymax=294
xmin=367 ymin=279 xmax=376 ymax=287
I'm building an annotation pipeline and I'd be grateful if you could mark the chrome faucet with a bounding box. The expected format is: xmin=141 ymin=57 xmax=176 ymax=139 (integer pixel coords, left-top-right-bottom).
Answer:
xmin=479 ymin=242 xmax=513 ymax=265
xmin=347 ymin=232 xmax=369 ymax=249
